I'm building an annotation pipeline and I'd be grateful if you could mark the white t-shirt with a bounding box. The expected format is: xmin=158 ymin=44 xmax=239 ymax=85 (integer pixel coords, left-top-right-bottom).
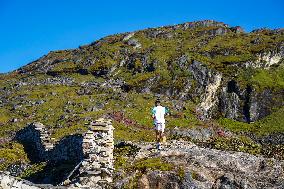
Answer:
xmin=152 ymin=105 xmax=166 ymax=124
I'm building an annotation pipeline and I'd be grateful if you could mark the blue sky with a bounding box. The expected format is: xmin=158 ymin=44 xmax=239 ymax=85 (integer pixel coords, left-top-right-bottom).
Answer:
xmin=0 ymin=0 xmax=283 ymax=73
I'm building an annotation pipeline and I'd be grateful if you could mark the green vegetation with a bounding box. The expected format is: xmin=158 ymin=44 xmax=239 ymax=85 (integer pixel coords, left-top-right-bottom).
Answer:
xmin=130 ymin=157 xmax=173 ymax=172
xmin=206 ymin=134 xmax=284 ymax=159
xmin=217 ymin=118 xmax=254 ymax=133
xmin=0 ymin=142 xmax=29 ymax=170
xmin=114 ymin=156 xmax=128 ymax=171
xmin=20 ymin=162 xmax=47 ymax=178
xmin=115 ymin=156 xmax=173 ymax=173
xmin=251 ymin=65 xmax=284 ymax=91
xmin=208 ymin=136 xmax=262 ymax=155
xmin=50 ymin=61 xmax=79 ymax=74
xmin=114 ymin=122 xmax=155 ymax=142
xmin=218 ymin=106 xmax=284 ymax=136
xmin=0 ymin=108 xmax=11 ymax=124
xmin=177 ymin=166 xmax=185 ymax=180
xmin=254 ymin=107 xmax=284 ymax=135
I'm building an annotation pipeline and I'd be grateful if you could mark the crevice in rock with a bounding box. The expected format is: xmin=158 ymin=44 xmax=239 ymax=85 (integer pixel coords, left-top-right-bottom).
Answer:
xmin=227 ymin=80 xmax=238 ymax=94
xmin=243 ymin=85 xmax=252 ymax=123
xmin=146 ymin=62 xmax=155 ymax=72
xmin=91 ymin=69 xmax=108 ymax=77
xmin=46 ymin=71 xmax=59 ymax=77
xmin=77 ymin=68 xmax=89 ymax=75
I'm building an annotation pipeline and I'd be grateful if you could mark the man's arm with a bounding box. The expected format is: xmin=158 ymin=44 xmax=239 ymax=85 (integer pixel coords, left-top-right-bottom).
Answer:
xmin=165 ymin=107 xmax=169 ymax=116
xmin=151 ymin=107 xmax=156 ymax=119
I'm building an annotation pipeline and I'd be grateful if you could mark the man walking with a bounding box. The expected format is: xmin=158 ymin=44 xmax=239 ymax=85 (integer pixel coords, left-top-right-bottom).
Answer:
xmin=152 ymin=99 xmax=168 ymax=150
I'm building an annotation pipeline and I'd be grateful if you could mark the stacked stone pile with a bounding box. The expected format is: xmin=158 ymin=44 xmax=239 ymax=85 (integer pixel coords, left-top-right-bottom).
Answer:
xmin=71 ymin=118 xmax=114 ymax=188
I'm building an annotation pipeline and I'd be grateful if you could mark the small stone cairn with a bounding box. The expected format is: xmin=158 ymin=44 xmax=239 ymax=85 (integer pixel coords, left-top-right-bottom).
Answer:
xmin=72 ymin=118 xmax=114 ymax=188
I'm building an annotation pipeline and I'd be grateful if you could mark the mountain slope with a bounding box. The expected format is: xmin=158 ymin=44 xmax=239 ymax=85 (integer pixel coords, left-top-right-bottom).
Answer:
xmin=0 ymin=20 xmax=283 ymax=185
xmin=15 ymin=20 xmax=284 ymax=122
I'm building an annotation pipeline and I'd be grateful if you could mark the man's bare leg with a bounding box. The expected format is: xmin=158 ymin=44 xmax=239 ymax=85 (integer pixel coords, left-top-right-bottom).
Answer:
xmin=155 ymin=130 xmax=160 ymax=142
xmin=155 ymin=130 xmax=162 ymax=150
xmin=160 ymin=132 xmax=164 ymax=143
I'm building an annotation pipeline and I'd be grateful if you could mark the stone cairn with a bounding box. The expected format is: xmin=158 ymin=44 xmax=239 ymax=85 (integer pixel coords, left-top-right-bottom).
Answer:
xmin=71 ymin=118 xmax=114 ymax=188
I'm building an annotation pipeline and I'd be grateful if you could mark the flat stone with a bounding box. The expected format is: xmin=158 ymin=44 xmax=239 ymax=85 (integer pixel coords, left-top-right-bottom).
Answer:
xmin=86 ymin=170 xmax=101 ymax=175
xmin=86 ymin=130 xmax=94 ymax=134
xmin=89 ymin=126 xmax=111 ymax=131
xmin=44 ymin=144 xmax=54 ymax=148
xmin=83 ymin=139 xmax=92 ymax=143
xmin=91 ymin=122 xmax=108 ymax=127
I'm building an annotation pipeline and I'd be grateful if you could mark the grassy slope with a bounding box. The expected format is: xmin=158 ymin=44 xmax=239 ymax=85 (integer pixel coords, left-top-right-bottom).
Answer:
xmin=0 ymin=73 xmax=283 ymax=170
xmin=218 ymin=106 xmax=284 ymax=135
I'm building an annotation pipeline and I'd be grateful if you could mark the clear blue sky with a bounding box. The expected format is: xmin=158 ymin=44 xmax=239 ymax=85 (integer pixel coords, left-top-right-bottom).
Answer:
xmin=0 ymin=0 xmax=283 ymax=73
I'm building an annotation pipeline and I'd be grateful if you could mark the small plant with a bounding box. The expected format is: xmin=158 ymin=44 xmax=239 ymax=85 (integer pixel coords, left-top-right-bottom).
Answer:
xmin=0 ymin=142 xmax=29 ymax=170
xmin=20 ymin=162 xmax=47 ymax=179
xmin=177 ymin=166 xmax=185 ymax=180
xmin=128 ymin=157 xmax=173 ymax=173
xmin=207 ymin=136 xmax=262 ymax=155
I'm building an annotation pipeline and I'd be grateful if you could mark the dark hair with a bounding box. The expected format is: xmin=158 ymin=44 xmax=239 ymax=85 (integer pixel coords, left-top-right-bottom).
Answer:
xmin=155 ymin=100 xmax=161 ymax=106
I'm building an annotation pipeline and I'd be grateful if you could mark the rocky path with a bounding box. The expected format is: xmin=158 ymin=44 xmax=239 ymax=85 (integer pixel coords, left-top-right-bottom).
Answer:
xmin=115 ymin=140 xmax=284 ymax=189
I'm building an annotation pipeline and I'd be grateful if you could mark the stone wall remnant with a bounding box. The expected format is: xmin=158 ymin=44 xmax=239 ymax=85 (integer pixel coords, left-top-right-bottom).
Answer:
xmin=11 ymin=118 xmax=114 ymax=188
xmin=68 ymin=118 xmax=114 ymax=188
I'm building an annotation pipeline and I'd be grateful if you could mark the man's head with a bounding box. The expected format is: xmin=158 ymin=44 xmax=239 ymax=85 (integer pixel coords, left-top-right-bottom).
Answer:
xmin=155 ymin=99 xmax=161 ymax=106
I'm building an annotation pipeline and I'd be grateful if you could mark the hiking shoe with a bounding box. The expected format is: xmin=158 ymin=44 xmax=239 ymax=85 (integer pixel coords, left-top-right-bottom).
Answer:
xmin=156 ymin=143 xmax=161 ymax=150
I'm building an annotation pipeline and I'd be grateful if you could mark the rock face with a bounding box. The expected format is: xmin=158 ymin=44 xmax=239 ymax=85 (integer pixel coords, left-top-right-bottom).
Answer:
xmin=219 ymin=81 xmax=248 ymax=122
xmin=0 ymin=173 xmax=43 ymax=189
xmin=220 ymin=80 xmax=284 ymax=122
xmin=116 ymin=140 xmax=284 ymax=189
xmin=188 ymin=58 xmax=283 ymax=122
xmin=137 ymin=171 xmax=180 ymax=189
xmin=170 ymin=126 xmax=215 ymax=141
xmin=188 ymin=61 xmax=223 ymax=120
xmin=245 ymin=51 xmax=284 ymax=69
xmin=192 ymin=63 xmax=222 ymax=120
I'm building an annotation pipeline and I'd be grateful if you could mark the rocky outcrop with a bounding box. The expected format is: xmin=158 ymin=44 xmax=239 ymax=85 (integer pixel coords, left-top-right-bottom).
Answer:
xmin=170 ymin=126 xmax=215 ymax=141
xmin=181 ymin=20 xmax=229 ymax=30
xmin=230 ymin=26 xmax=245 ymax=33
xmin=219 ymin=81 xmax=246 ymax=121
xmin=137 ymin=171 xmax=181 ymax=189
xmin=220 ymin=80 xmax=284 ymax=122
xmin=0 ymin=172 xmax=68 ymax=189
xmin=189 ymin=61 xmax=222 ymax=120
xmin=245 ymin=51 xmax=283 ymax=68
xmin=0 ymin=173 xmax=44 ymax=189
xmin=115 ymin=140 xmax=284 ymax=189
